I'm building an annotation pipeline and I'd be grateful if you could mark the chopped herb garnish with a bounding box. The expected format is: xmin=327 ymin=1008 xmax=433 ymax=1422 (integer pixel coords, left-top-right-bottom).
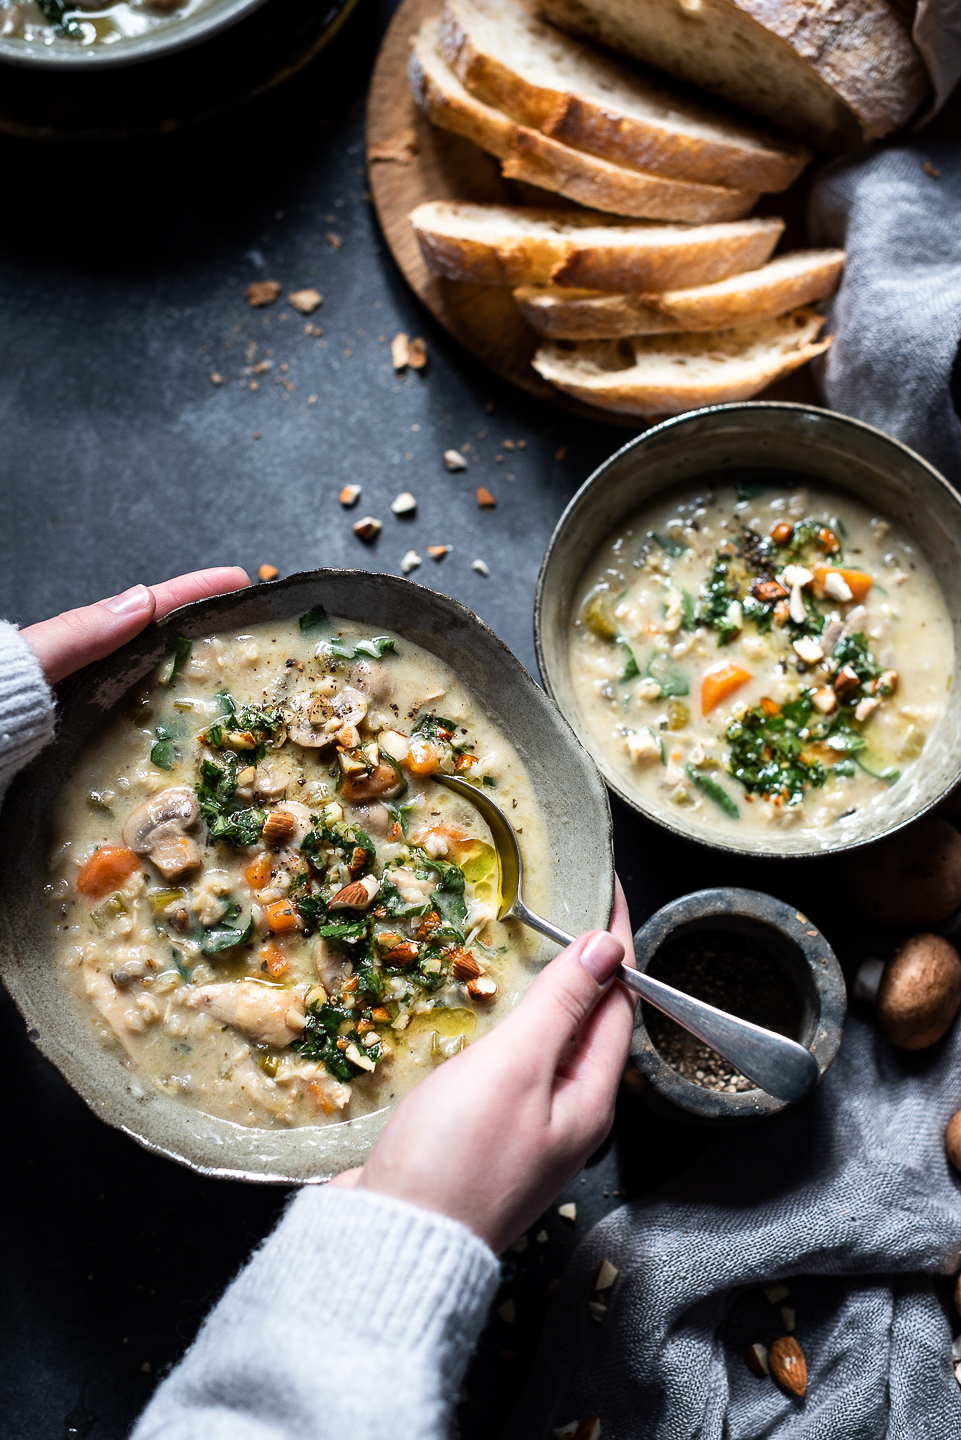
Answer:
xmin=151 ymin=725 xmax=176 ymax=771
xmin=726 ymin=697 xmax=826 ymax=804
xmin=326 ymin=635 xmax=397 ymax=661
xmin=379 ymin=876 xmax=430 ymax=918
xmin=384 ymin=796 xmax=418 ymax=837
xmin=411 ymin=713 xmax=460 ymax=741
xmin=199 ymin=911 xmax=254 ymax=953
xmin=196 ymin=754 xmax=265 ymax=846
xmin=315 ymin=921 xmax=369 ymax=942
xmin=698 ymin=554 xmax=742 ymax=645
xmin=481 ymin=775 xmax=496 ymax=788
xmin=299 ymin=604 xmax=330 ymax=635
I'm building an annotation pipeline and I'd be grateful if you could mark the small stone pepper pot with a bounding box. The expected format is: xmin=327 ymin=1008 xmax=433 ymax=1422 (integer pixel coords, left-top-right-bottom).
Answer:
xmin=629 ymin=887 xmax=847 ymax=1123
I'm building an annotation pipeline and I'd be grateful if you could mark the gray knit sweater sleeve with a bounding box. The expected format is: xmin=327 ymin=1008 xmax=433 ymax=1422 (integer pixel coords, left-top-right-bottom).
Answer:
xmin=0 ymin=621 xmax=55 ymax=801
xmin=132 ymin=1186 xmax=500 ymax=1440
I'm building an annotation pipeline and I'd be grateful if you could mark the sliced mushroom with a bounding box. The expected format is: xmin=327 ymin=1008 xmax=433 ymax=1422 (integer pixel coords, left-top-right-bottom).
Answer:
xmin=333 ymin=686 xmax=368 ymax=727
xmin=122 ymin=788 xmax=203 ymax=881
xmin=284 ymin=697 xmax=335 ymax=750
xmin=350 ymin=660 xmax=392 ymax=704
xmin=351 ymin=802 xmax=391 ymax=837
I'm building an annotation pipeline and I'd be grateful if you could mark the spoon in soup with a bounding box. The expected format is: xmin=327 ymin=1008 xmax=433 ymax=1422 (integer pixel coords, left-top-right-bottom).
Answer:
xmin=433 ymin=774 xmax=820 ymax=1104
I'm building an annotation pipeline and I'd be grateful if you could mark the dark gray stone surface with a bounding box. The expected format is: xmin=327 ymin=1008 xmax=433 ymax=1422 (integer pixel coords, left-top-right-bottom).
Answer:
xmin=0 ymin=6 xmax=950 ymax=1436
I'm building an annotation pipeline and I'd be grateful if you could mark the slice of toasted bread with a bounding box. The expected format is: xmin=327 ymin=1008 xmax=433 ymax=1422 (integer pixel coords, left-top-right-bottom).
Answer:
xmin=439 ymin=0 xmax=809 ymax=190
xmin=515 ymin=248 xmax=845 ymax=337
xmin=410 ymin=23 xmax=757 ymax=223
xmin=409 ymin=201 xmax=784 ymax=289
xmin=532 ymin=308 xmax=830 ymax=415
xmin=537 ymin=0 xmax=928 ymax=153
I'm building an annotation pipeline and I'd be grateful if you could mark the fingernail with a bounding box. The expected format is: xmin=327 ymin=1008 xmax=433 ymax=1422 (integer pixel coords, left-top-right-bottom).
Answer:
xmin=102 ymin=585 xmax=152 ymax=616
xmin=580 ymin=931 xmax=624 ymax=983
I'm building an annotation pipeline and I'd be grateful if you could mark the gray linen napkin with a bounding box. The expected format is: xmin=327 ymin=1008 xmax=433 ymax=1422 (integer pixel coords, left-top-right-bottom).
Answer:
xmin=808 ymin=140 xmax=961 ymax=488
xmin=503 ymin=1014 xmax=961 ymax=1438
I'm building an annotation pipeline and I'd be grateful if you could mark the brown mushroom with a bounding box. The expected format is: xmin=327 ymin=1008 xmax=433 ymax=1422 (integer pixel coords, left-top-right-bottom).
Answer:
xmin=844 ymin=818 xmax=961 ymax=927
xmin=121 ymin=787 xmax=203 ymax=881
xmin=877 ymin=934 xmax=961 ymax=1049
xmin=350 ymin=660 xmax=392 ymax=704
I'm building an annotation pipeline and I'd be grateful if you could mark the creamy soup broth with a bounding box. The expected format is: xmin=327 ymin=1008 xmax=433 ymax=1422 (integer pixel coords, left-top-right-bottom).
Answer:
xmin=46 ymin=612 xmax=550 ymax=1128
xmin=570 ymin=471 xmax=953 ymax=839
xmin=2 ymin=0 xmax=208 ymax=51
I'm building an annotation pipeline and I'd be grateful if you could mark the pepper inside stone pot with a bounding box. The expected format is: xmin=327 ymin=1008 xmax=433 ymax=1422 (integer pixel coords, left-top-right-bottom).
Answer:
xmin=629 ymin=888 xmax=846 ymax=1123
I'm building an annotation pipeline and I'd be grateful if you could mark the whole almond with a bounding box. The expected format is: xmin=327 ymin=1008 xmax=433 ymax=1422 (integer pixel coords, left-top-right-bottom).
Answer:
xmin=382 ymin=942 xmax=419 ymax=968
xmin=328 ymin=880 xmax=374 ymax=910
xmin=451 ymin=949 xmax=481 ymax=981
xmin=769 ymin=1336 xmax=807 ymax=1397
xmin=262 ymin=810 xmax=296 ymax=847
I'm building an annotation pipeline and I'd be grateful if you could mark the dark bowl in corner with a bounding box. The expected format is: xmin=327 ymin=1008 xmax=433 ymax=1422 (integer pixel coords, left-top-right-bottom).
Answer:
xmin=629 ymin=886 xmax=846 ymax=1124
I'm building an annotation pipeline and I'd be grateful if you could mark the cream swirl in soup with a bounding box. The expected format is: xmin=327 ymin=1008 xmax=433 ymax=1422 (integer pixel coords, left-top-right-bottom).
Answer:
xmin=46 ymin=611 xmax=549 ymax=1128
xmin=569 ymin=471 xmax=953 ymax=839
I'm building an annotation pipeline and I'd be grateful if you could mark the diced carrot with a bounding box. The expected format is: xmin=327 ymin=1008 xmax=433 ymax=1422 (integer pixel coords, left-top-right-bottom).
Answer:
xmin=76 ymin=845 xmax=141 ymax=901
xmin=406 ymin=739 xmax=440 ymax=775
xmin=813 ymin=565 xmax=873 ymax=602
xmin=263 ymin=946 xmax=289 ymax=977
xmin=701 ymin=663 xmax=753 ymax=715
xmin=263 ymin=899 xmax=301 ymax=933
xmin=817 ymin=527 xmax=840 ymax=553
xmin=245 ymin=852 xmax=272 ymax=891
xmin=456 ymin=754 xmax=477 ymax=771
xmin=760 ymin=697 xmax=781 ymax=717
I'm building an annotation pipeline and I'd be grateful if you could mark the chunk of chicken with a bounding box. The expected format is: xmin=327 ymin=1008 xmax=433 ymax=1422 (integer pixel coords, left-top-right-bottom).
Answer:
xmin=179 ymin=981 xmax=306 ymax=1048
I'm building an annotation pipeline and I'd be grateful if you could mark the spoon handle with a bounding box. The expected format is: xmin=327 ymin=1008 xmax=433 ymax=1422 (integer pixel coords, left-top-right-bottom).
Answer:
xmin=617 ymin=966 xmax=820 ymax=1103
xmin=509 ymin=901 xmax=817 ymax=1102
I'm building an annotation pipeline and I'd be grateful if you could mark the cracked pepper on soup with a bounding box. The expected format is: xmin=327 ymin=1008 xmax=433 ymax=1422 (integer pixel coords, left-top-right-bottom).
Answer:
xmin=46 ymin=609 xmax=548 ymax=1128
xmin=569 ymin=470 xmax=953 ymax=840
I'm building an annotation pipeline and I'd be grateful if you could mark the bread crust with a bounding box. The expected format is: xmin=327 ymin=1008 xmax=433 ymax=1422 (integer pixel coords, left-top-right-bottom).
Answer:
xmin=515 ymin=247 xmax=845 ymax=336
xmin=502 ymin=126 xmax=757 ymax=222
xmin=408 ymin=201 xmax=784 ymax=288
xmin=537 ymin=0 xmax=928 ymax=151
xmin=531 ymin=307 xmax=830 ymax=415
xmin=440 ymin=0 xmax=809 ymax=188
xmin=411 ymin=23 xmax=758 ymax=222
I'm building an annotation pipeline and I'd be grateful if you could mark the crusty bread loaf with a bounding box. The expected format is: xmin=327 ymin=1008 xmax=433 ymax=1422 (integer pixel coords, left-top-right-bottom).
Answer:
xmin=409 ymin=23 xmax=758 ymax=222
xmin=515 ymin=247 xmax=845 ymax=337
xmin=409 ymin=200 xmax=784 ymax=289
xmin=537 ymin=0 xmax=928 ymax=152
xmin=532 ymin=307 xmax=830 ymax=414
xmin=439 ymin=0 xmax=808 ymax=189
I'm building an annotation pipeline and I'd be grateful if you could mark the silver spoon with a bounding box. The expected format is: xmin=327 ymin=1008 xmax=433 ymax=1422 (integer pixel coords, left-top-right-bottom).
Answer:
xmin=435 ymin=774 xmax=819 ymax=1104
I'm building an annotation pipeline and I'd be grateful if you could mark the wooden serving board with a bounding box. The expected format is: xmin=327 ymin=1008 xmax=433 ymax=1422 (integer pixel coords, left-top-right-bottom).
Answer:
xmin=365 ymin=0 xmax=819 ymax=428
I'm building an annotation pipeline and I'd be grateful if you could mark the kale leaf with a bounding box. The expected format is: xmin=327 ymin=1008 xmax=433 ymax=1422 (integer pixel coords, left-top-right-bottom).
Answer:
xmin=698 ymin=554 xmax=742 ymax=646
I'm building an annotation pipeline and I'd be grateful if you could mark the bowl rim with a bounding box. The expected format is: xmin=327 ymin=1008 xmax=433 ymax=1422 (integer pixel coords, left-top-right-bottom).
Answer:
xmin=629 ymin=885 xmax=846 ymax=1121
xmin=534 ymin=399 xmax=961 ymax=859
xmin=0 ymin=567 xmax=614 ymax=1182
xmin=0 ymin=0 xmax=269 ymax=69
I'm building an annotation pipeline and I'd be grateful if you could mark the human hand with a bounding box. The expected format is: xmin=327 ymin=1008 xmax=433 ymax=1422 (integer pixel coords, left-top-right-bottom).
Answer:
xmin=21 ymin=567 xmax=251 ymax=686
xmin=333 ymin=879 xmax=637 ymax=1254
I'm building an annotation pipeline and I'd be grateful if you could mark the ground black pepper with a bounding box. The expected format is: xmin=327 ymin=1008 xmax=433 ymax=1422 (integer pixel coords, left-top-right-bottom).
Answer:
xmin=642 ymin=928 xmax=802 ymax=1092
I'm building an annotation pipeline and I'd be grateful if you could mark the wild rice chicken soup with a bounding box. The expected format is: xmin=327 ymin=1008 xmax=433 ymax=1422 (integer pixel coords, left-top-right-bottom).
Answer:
xmin=46 ymin=610 xmax=549 ymax=1128
xmin=570 ymin=470 xmax=952 ymax=841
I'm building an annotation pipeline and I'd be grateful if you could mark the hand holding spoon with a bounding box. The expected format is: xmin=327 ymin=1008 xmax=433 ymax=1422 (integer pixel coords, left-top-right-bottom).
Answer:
xmin=434 ymin=774 xmax=819 ymax=1104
